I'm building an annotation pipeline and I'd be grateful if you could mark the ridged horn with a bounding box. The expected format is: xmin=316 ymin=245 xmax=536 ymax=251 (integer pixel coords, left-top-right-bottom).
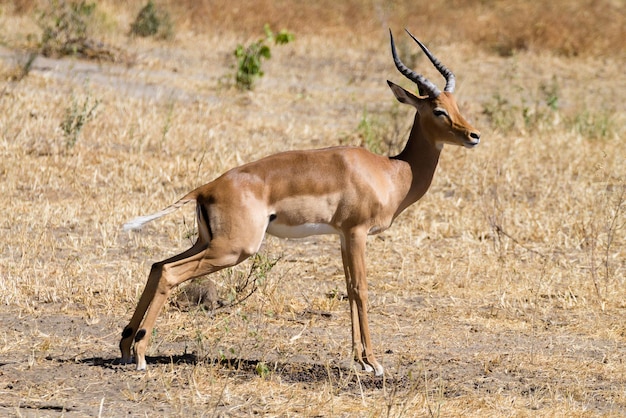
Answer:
xmin=389 ymin=29 xmax=441 ymax=98
xmin=404 ymin=28 xmax=456 ymax=93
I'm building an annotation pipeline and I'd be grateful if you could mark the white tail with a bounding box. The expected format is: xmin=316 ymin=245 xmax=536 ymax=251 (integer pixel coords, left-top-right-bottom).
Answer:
xmin=123 ymin=198 xmax=196 ymax=231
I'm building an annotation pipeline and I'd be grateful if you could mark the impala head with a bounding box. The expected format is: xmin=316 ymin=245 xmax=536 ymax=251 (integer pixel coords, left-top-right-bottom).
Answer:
xmin=388 ymin=29 xmax=481 ymax=149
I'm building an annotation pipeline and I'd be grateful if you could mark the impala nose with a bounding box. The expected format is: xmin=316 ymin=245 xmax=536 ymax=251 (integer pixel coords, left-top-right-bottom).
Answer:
xmin=464 ymin=131 xmax=480 ymax=148
xmin=469 ymin=131 xmax=481 ymax=145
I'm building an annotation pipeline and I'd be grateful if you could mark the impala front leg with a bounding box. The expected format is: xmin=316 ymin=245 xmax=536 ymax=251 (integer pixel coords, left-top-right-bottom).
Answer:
xmin=340 ymin=230 xmax=384 ymax=376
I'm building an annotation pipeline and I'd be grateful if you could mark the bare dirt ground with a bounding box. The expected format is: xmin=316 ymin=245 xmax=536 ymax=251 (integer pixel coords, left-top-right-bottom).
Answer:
xmin=1 ymin=2 xmax=625 ymax=416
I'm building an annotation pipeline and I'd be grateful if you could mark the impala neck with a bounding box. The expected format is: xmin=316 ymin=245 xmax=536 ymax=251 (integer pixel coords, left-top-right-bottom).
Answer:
xmin=393 ymin=112 xmax=442 ymax=212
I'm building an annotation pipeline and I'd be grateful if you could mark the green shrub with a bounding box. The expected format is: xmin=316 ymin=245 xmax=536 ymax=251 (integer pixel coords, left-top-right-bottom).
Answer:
xmin=130 ymin=1 xmax=173 ymax=40
xmin=255 ymin=361 xmax=271 ymax=379
xmin=60 ymin=93 xmax=100 ymax=149
xmin=37 ymin=0 xmax=96 ymax=57
xmin=234 ymin=24 xmax=294 ymax=90
xmin=569 ymin=109 xmax=617 ymax=141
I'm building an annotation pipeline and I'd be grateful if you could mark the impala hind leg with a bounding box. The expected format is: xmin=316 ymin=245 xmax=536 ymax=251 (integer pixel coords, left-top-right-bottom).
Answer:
xmin=120 ymin=234 xmax=256 ymax=370
xmin=340 ymin=230 xmax=384 ymax=376
xmin=119 ymin=240 xmax=208 ymax=365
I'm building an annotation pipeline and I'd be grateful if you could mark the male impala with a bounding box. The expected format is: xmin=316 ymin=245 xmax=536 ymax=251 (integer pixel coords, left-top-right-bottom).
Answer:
xmin=120 ymin=29 xmax=480 ymax=376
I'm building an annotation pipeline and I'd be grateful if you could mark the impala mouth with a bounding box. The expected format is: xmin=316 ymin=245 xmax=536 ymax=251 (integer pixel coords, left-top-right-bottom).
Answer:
xmin=464 ymin=138 xmax=480 ymax=148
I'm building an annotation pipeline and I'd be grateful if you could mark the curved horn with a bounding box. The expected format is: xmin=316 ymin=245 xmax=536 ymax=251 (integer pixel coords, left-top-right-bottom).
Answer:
xmin=389 ymin=29 xmax=441 ymax=98
xmin=404 ymin=29 xmax=456 ymax=93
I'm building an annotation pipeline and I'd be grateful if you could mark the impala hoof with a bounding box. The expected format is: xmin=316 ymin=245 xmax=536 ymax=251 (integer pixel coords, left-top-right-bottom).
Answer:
xmin=135 ymin=356 xmax=147 ymax=371
xmin=373 ymin=363 xmax=384 ymax=377
xmin=357 ymin=360 xmax=384 ymax=376
xmin=116 ymin=355 xmax=134 ymax=365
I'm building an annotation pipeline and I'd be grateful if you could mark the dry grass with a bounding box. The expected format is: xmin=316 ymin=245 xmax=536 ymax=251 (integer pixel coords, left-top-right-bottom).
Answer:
xmin=3 ymin=0 xmax=625 ymax=56
xmin=1 ymin=1 xmax=625 ymax=416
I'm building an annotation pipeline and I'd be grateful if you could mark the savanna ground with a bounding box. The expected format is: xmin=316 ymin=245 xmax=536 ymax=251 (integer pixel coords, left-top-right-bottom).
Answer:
xmin=0 ymin=0 xmax=625 ymax=416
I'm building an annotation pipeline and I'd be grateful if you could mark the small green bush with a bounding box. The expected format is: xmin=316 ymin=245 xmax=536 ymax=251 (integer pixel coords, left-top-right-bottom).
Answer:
xmin=37 ymin=0 xmax=96 ymax=57
xmin=60 ymin=93 xmax=100 ymax=149
xmin=569 ymin=109 xmax=617 ymax=141
xmin=130 ymin=1 xmax=174 ymax=40
xmin=234 ymin=24 xmax=294 ymax=90
xmin=255 ymin=361 xmax=271 ymax=379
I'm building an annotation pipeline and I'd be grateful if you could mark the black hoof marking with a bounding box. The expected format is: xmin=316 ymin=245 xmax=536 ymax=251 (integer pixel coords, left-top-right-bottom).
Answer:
xmin=121 ymin=327 xmax=134 ymax=339
xmin=134 ymin=329 xmax=146 ymax=342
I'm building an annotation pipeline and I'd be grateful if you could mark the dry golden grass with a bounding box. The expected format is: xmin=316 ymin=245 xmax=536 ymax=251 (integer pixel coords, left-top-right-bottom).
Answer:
xmin=0 ymin=1 xmax=625 ymax=416
xmin=3 ymin=0 xmax=625 ymax=56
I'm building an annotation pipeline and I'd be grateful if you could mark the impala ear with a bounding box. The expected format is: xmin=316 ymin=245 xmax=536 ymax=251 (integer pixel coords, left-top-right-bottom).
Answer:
xmin=387 ymin=80 xmax=421 ymax=109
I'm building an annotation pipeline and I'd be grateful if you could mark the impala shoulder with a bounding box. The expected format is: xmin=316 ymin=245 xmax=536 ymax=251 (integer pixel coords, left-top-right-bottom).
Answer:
xmin=336 ymin=146 xmax=393 ymax=166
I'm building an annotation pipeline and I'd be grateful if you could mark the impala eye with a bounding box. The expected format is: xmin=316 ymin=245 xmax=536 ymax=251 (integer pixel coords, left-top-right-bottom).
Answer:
xmin=433 ymin=108 xmax=449 ymax=118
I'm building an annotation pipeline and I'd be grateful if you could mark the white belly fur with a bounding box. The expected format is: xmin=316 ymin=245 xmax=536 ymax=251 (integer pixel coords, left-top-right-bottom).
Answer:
xmin=266 ymin=222 xmax=338 ymax=239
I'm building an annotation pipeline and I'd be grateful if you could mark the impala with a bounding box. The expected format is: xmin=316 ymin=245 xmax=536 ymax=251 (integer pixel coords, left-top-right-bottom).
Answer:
xmin=120 ymin=29 xmax=480 ymax=376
